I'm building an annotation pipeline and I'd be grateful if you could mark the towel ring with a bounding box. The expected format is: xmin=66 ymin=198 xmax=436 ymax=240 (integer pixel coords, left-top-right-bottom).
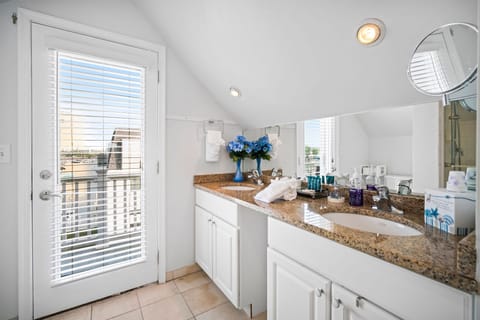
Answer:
xmin=264 ymin=125 xmax=280 ymax=137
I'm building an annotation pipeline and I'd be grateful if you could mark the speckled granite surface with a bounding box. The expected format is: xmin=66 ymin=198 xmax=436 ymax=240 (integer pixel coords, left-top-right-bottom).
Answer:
xmin=457 ymin=232 xmax=476 ymax=279
xmin=194 ymin=180 xmax=478 ymax=293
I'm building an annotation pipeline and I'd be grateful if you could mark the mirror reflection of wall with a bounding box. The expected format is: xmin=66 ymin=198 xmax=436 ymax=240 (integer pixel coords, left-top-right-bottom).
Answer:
xmin=243 ymin=124 xmax=297 ymax=177
xmin=335 ymin=103 xmax=441 ymax=193
xmin=250 ymin=101 xmax=476 ymax=195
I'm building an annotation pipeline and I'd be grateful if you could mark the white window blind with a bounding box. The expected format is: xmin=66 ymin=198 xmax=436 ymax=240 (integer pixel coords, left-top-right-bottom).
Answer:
xmin=50 ymin=51 xmax=146 ymax=283
xmin=304 ymin=118 xmax=336 ymax=176
xmin=410 ymin=51 xmax=450 ymax=94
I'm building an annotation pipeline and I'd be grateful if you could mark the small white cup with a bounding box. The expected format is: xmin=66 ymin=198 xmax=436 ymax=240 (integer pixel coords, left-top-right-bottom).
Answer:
xmin=447 ymin=171 xmax=467 ymax=192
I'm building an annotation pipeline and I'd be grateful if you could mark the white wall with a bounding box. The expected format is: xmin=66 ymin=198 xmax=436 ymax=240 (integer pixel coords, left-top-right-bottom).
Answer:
xmin=336 ymin=115 xmax=369 ymax=175
xmin=412 ymin=102 xmax=441 ymax=193
xmin=0 ymin=1 xmax=238 ymax=318
xmin=243 ymin=125 xmax=297 ymax=177
xmin=165 ymin=48 xmax=240 ymax=271
xmin=0 ymin=2 xmax=20 ymax=319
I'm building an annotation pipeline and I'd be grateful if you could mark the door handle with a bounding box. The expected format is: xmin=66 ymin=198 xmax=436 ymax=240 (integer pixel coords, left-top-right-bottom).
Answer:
xmin=39 ymin=190 xmax=62 ymax=201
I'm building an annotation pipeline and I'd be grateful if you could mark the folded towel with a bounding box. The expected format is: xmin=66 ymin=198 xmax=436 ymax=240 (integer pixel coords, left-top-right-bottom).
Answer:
xmin=268 ymin=133 xmax=282 ymax=160
xmin=255 ymin=178 xmax=297 ymax=203
xmin=205 ymin=130 xmax=225 ymax=162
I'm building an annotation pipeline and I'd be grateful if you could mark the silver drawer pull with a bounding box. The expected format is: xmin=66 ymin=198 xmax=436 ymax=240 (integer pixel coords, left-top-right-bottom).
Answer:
xmin=333 ymin=298 xmax=342 ymax=308
xmin=316 ymin=288 xmax=324 ymax=297
xmin=355 ymin=296 xmax=365 ymax=308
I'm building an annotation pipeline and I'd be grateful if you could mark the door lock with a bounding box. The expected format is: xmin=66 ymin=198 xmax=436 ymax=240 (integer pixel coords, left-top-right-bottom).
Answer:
xmin=40 ymin=170 xmax=52 ymax=180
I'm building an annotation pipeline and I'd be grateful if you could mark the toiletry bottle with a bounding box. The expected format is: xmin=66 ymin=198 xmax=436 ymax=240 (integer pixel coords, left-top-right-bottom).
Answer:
xmin=349 ymin=168 xmax=363 ymax=206
xmin=365 ymin=166 xmax=376 ymax=190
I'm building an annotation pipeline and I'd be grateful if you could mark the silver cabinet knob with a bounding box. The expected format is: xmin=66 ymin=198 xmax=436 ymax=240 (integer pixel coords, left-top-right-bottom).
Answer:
xmin=333 ymin=298 xmax=342 ymax=308
xmin=39 ymin=190 xmax=62 ymax=201
xmin=316 ymin=288 xmax=324 ymax=297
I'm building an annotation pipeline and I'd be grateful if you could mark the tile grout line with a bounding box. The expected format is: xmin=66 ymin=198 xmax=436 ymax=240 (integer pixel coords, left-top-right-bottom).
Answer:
xmin=134 ymin=290 xmax=144 ymax=320
xmin=193 ymin=301 xmax=231 ymax=319
xmin=179 ymin=290 xmax=196 ymax=319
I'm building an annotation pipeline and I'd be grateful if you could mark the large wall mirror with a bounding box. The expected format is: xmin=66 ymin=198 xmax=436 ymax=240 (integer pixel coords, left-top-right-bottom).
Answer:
xmin=244 ymin=100 xmax=477 ymax=195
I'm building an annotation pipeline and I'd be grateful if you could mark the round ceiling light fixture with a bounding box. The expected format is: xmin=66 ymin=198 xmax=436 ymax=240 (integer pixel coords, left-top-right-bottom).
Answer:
xmin=229 ymin=86 xmax=242 ymax=97
xmin=356 ymin=18 xmax=386 ymax=46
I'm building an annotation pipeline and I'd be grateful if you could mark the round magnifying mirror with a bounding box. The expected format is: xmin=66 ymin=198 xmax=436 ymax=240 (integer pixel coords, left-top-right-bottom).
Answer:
xmin=407 ymin=23 xmax=478 ymax=96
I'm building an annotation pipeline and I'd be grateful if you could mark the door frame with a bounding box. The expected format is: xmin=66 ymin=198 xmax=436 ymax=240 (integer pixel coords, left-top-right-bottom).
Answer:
xmin=17 ymin=8 xmax=166 ymax=319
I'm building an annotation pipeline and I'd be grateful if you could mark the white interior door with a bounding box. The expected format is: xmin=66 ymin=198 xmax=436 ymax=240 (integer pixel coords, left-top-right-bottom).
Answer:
xmin=31 ymin=23 xmax=161 ymax=318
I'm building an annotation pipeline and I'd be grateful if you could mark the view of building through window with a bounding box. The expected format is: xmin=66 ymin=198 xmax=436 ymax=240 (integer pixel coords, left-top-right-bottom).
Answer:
xmin=304 ymin=117 xmax=336 ymax=176
xmin=53 ymin=51 xmax=146 ymax=281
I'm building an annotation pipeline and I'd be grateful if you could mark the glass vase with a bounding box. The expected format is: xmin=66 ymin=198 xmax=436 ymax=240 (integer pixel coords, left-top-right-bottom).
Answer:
xmin=233 ymin=159 xmax=244 ymax=182
xmin=256 ymin=157 xmax=262 ymax=176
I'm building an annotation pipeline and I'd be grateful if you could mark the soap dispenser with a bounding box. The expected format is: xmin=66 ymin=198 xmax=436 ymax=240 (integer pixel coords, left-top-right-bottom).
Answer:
xmin=349 ymin=168 xmax=363 ymax=206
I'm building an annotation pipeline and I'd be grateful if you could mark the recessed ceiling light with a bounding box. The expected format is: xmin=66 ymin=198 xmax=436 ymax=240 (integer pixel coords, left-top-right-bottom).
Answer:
xmin=229 ymin=87 xmax=241 ymax=97
xmin=357 ymin=19 xmax=386 ymax=46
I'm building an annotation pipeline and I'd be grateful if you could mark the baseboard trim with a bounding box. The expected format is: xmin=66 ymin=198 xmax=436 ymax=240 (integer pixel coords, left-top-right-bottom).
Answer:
xmin=166 ymin=263 xmax=201 ymax=282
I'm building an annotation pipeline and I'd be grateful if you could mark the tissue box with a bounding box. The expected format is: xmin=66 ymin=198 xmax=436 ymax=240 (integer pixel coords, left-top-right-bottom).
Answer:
xmin=424 ymin=188 xmax=476 ymax=236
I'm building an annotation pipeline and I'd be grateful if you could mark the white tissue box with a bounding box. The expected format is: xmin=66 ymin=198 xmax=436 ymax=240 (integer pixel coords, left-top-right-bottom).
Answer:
xmin=424 ymin=188 xmax=476 ymax=236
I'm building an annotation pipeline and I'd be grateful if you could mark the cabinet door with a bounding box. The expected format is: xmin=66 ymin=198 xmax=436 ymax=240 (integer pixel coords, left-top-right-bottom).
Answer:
xmin=331 ymin=284 xmax=400 ymax=320
xmin=195 ymin=206 xmax=213 ymax=277
xmin=267 ymin=248 xmax=330 ymax=320
xmin=212 ymin=217 xmax=239 ymax=307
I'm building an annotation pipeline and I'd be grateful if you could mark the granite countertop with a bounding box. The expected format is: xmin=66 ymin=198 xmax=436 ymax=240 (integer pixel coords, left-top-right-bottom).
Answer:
xmin=194 ymin=179 xmax=478 ymax=294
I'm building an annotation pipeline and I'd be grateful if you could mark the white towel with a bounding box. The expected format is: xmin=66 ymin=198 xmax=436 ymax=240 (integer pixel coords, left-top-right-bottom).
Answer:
xmin=205 ymin=130 xmax=225 ymax=162
xmin=254 ymin=178 xmax=297 ymax=203
xmin=268 ymin=133 xmax=282 ymax=160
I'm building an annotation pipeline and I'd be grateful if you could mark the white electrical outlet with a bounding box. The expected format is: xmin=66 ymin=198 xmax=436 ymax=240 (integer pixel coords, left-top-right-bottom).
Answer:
xmin=0 ymin=144 xmax=11 ymax=163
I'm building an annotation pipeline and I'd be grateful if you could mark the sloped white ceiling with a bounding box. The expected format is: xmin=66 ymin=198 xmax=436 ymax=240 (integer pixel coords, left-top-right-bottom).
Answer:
xmin=356 ymin=106 xmax=414 ymax=137
xmin=133 ymin=0 xmax=477 ymax=128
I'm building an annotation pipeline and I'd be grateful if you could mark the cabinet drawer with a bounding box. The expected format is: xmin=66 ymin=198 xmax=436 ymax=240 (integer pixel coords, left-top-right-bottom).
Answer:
xmin=196 ymin=188 xmax=238 ymax=226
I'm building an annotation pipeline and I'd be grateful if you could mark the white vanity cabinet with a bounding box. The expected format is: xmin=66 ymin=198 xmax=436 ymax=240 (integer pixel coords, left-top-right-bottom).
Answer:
xmin=267 ymin=248 xmax=331 ymax=320
xmin=195 ymin=205 xmax=238 ymax=304
xmin=268 ymin=217 xmax=474 ymax=320
xmin=195 ymin=188 xmax=267 ymax=316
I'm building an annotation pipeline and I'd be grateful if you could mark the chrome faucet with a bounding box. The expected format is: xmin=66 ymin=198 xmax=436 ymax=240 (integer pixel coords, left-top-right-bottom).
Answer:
xmin=372 ymin=186 xmax=404 ymax=214
xmin=247 ymin=169 xmax=264 ymax=185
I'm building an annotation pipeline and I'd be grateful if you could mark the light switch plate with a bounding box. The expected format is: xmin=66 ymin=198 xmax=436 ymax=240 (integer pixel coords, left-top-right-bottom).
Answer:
xmin=0 ymin=144 xmax=11 ymax=163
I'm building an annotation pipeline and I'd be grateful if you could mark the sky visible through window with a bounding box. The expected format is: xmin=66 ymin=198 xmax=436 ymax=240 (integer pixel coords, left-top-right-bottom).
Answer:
xmin=58 ymin=53 xmax=145 ymax=154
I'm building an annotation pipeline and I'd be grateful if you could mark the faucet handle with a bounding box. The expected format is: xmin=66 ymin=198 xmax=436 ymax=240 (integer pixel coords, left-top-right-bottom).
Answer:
xmin=376 ymin=185 xmax=389 ymax=198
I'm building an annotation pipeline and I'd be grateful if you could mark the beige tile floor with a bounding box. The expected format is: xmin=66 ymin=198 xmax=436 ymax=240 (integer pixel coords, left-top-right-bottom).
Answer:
xmin=44 ymin=271 xmax=267 ymax=320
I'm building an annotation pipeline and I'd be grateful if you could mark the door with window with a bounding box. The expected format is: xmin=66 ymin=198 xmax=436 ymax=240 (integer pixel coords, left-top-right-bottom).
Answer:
xmin=31 ymin=23 xmax=161 ymax=318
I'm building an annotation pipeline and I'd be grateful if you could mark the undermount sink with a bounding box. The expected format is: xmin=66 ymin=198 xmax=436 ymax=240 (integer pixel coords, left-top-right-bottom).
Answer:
xmin=322 ymin=213 xmax=422 ymax=236
xmin=221 ymin=185 xmax=256 ymax=191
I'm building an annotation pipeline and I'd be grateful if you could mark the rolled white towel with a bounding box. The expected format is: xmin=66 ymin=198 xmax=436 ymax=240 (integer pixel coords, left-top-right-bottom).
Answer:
xmin=255 ymin=178 xmax=297 ymax=203
xmin=205 ymin=130 xmax=225 ymax=162
xmin=268 ymin=133 xmax=282 ymax=160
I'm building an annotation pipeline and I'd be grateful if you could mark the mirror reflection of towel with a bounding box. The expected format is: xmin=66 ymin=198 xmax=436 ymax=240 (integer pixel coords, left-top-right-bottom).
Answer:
xmin=268 ymin=133 xmax=282 ymax=160
xmin=205 ymin=130 xmax=225 ymax=162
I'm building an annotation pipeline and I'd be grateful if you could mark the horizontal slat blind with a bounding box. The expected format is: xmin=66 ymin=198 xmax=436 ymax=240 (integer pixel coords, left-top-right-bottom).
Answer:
xmin=410 ymin=51 xmax=449 ymax=94
xmin=304 ymin=118 xmax=335 ymax=176
xmin=50 ymin=51 xmax=146 ymax=283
